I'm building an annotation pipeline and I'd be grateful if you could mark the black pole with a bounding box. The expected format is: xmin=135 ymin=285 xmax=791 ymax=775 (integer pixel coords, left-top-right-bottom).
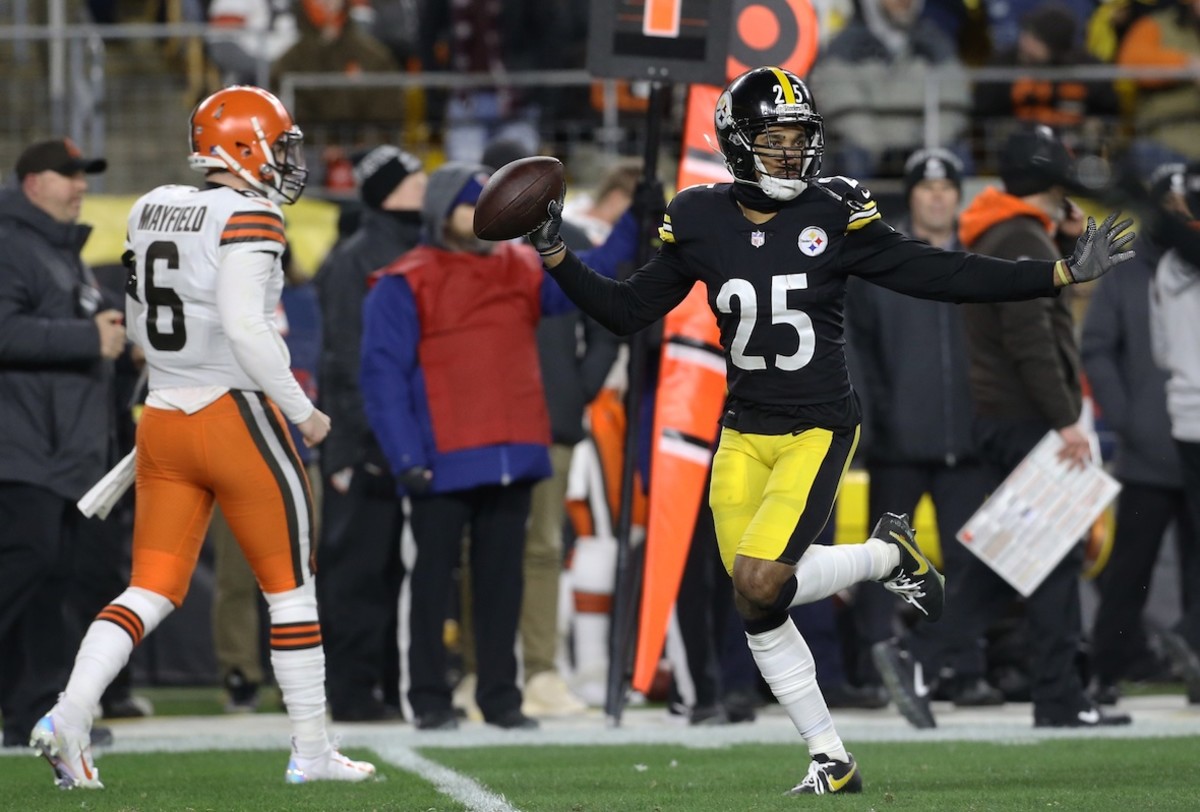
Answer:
xmin=604 ymin=80 xmax=669 ymax=726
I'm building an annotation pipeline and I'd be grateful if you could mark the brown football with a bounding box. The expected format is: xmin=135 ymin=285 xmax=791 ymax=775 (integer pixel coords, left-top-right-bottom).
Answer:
xmin=473 ymin=156 xmax=565 ymax=241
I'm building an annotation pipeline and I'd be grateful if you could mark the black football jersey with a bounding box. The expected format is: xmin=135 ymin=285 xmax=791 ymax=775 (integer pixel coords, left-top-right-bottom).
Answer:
xmin=549 ymin=178 xmax=1057 ymax=433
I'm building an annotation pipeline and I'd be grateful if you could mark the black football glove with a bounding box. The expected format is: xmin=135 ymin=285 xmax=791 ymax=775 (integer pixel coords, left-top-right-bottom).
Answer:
xmin=397 ymin=466 xmax=432 ymax=496
xmin=1060 ymin=211 xmax=1137 ymax=284
xmin=527 ymin=189 xmax=566 ymax=258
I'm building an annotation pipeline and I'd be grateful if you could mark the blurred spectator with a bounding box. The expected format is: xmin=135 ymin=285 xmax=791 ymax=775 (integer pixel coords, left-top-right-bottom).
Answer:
xmin=563 ymin=158 xmax=643 ymax=246
xmin=1083 ymin=164 xmax=1199 ymax=705
xmin=874 ymin=126 xmax=1131 ymax=729
xmin=271 ymin=0 xmax=404 ymax=136
xmin=0 ymin=139 xmax=121 ymax=747
xmin=845 ymin=148 xmax=1003 ymax=707
xmin=209 ymin=506 xmax=264 ymax=712
xmin=314 ymin=145 xmax=426 ymax=722
xmin=87 ymin=0 xmax=206 ymax=23
xmin=808 ymin=0 xmax=971 ymax=178
xmin=364 ymin=0 xmax=423 ymax=67
xmin=420 ymin=0 xmax=563 ymax=162
xmin=919 ymin=0 xmax=991 ymax=64
xmin=1085 ymin=0 xmax=1169 ymax=62
xmin=360 ymin=162 xmax=637 ymax=730
xmin=983 ymin=0 xmax=1097 ymax=53
xmin=1116 ymin=0 xmax=1200 ymax=174
xmin=1148 ymin=164 xmax=1200 ymax=704
xmin=206 ymin=0 xmax=299 ymax=86
xmin=975 ymin=4 xmax=1119 ymax=157
xmin=477 ymin=141 xmax=627 ymax=719
xmin=360 ymin=163 xmax=555 ymax=731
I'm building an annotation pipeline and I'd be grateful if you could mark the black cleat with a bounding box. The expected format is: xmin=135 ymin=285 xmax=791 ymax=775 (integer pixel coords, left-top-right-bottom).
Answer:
xmin=947 ymin=676 xmax=1006 ymax=707
xmin=415 ymin=709 xmax=459 ymax=731
xmin=872 ymin=639 xmax=937 ymax=729
xmin=1034 ymin=703 xmax=1132 ymax=728
xmin=874 ymin=512 xmax=946 ymax=622
xmin=487 ymin=709 xmax=539 ymax=730
xmin=1157 ymin=627 xmax=1200 ymax=701
xmin=787 ymin=753 xmax=863 ymax=795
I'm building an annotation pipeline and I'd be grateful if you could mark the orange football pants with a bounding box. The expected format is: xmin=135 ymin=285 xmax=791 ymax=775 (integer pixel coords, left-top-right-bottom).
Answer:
xmin=130 ymin=391 xmax=315 ymax=606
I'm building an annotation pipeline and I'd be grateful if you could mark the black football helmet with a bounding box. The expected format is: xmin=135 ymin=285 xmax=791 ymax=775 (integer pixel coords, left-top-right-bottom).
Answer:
xmin=714 ymin=66 xmax=824 ymax=200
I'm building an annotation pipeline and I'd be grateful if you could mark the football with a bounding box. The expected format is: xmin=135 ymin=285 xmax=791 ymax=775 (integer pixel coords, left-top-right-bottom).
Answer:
xmin=473 ymin=156 xmax=565 ymax=241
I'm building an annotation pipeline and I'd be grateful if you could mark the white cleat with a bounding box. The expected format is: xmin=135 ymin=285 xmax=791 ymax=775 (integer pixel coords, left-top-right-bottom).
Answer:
xmin=30 ymin=713 xmax=103 ymax=790
xmin=285 ymin=746 xmax=376 ymax=784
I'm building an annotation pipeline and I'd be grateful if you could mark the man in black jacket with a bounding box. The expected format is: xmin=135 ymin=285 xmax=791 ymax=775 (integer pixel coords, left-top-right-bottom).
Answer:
xmin=847 ymin=149 xmax=1001 ymax=708
xmin=874 ymin=125 xmax=1132 ymax=729
xmin=1082 ymin=169 xmax=1198 ymax=702
xmin=0 ymin=139 xmax=124 ymax=747
xmin=313 ymin=145 xmax=425 ymax=721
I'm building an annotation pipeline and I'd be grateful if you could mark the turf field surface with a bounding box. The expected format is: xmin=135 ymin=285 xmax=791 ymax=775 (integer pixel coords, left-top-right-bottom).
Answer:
xmin=1 ymin=693 xmax=1197 ymax=811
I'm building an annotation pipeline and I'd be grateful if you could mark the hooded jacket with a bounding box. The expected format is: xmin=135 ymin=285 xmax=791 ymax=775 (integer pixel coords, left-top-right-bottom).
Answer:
xmin=0 ymin=186 xmax=113 ymax=499
xmin=809 ymin=0 xmax=969 ymax=158
xmin=1152 ymin=248 xmax=1200 ymax=442
xmin=314 ymin=205 xmax=423 ymax=474
xmin=1083 ymin=256 xmax=1182 ymax=486
xmin=957 ymin=187 xmax=1081 ymax=430
xmin=360 ymin=163 xmax=637 ymax=494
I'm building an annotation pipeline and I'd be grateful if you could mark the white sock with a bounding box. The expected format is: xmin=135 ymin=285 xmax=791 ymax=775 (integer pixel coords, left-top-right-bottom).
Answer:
xmin=59 ymin=587 xmax=174 ymax=728
xmin=746 ymin=617 xmax=848 ymax=762
xmin=788 ymin=539 xmax=897 ymax=608
xmin=265 ymin=586 xmax=330 ymax=760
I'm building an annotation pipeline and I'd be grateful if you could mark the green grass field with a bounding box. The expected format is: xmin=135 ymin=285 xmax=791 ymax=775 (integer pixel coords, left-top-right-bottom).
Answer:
xmin=2 ymin=737 xmax=1198 ymax=812
xmin=3 ymin=688 xmax=1198 ymax=810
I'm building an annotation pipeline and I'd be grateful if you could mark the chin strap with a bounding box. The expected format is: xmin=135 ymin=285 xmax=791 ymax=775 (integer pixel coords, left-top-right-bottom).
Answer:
xmin=759 ymin=174 xmax=807 ymax=201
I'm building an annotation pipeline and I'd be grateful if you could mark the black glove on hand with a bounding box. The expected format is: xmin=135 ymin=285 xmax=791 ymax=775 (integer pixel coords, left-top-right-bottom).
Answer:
xmin=397 ymin=466 xmax=432 ymax=495
xmin=528 ymin=193 xmax=566 ymax=259
xmin=1060 ymin=211 xmax=1137 ymax=284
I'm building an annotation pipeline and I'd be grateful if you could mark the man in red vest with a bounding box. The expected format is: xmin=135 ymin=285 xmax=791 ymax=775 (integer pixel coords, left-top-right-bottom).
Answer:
xmin=360 ymin=162 xmax=635 ymax=731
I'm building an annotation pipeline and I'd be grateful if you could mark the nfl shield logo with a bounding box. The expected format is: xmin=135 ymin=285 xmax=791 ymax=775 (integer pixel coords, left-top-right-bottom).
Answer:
xmin=750 ymin=230 xmax=765 ymax=248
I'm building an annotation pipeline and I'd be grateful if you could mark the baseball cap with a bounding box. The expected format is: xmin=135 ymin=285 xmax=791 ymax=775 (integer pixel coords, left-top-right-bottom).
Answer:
xmin=903 ymin=148 xmax=963 ymax=200
xmin=15 ymin=138 xmax=107 ymax=179
xmin=998 ymin=125 xmax=1081 ymax=196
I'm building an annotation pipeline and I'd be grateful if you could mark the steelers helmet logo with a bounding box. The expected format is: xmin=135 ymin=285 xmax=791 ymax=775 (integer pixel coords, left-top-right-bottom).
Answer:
xmin=798 ymin=226 xmax=828 ymax=256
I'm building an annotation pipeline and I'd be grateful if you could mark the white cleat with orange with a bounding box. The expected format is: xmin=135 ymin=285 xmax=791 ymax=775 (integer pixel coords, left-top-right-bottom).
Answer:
xmin=285 ymin=744 xmax=376 ymax=784
xmin=30 ymin=713 xmax=103 ymax=790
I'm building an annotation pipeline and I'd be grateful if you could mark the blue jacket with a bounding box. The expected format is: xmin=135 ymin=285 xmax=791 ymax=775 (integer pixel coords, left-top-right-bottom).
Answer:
xmin=360 ymin=162 xmax=638 ymax=495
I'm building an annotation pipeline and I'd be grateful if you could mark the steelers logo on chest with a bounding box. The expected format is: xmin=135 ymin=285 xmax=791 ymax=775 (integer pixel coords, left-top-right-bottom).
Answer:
xmin=798 ymin=226 xmax=828 ymax=257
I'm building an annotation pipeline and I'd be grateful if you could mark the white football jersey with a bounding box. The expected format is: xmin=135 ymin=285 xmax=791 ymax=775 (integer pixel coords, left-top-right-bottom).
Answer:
xmin=124 ymin=184 xmax=289 ymax=395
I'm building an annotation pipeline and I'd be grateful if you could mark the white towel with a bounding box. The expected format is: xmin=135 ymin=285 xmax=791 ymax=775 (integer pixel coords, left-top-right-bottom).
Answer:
xmin=77 ymin=449 xmax=137 ymax=519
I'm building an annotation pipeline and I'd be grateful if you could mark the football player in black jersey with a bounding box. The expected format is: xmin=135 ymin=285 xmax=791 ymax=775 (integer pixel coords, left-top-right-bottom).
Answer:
xmin=529 ymin=66 xmax=1135 ymax=796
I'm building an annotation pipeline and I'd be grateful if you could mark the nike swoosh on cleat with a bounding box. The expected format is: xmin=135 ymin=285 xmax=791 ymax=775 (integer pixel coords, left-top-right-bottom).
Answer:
xmin=890 ymin=530 xmax=929 ymax=575
xmin=913 ymin=662 xmax=930 ymax=698
xmin=828 ymin=763 xmax=857 ymax=792
xmin=1077 ymin=709 xmax=1100 ymax=724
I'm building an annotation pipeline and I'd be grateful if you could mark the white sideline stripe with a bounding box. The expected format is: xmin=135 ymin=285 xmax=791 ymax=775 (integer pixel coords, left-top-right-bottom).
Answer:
xmin=376 ymin=744 xmax=520 ymax=812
